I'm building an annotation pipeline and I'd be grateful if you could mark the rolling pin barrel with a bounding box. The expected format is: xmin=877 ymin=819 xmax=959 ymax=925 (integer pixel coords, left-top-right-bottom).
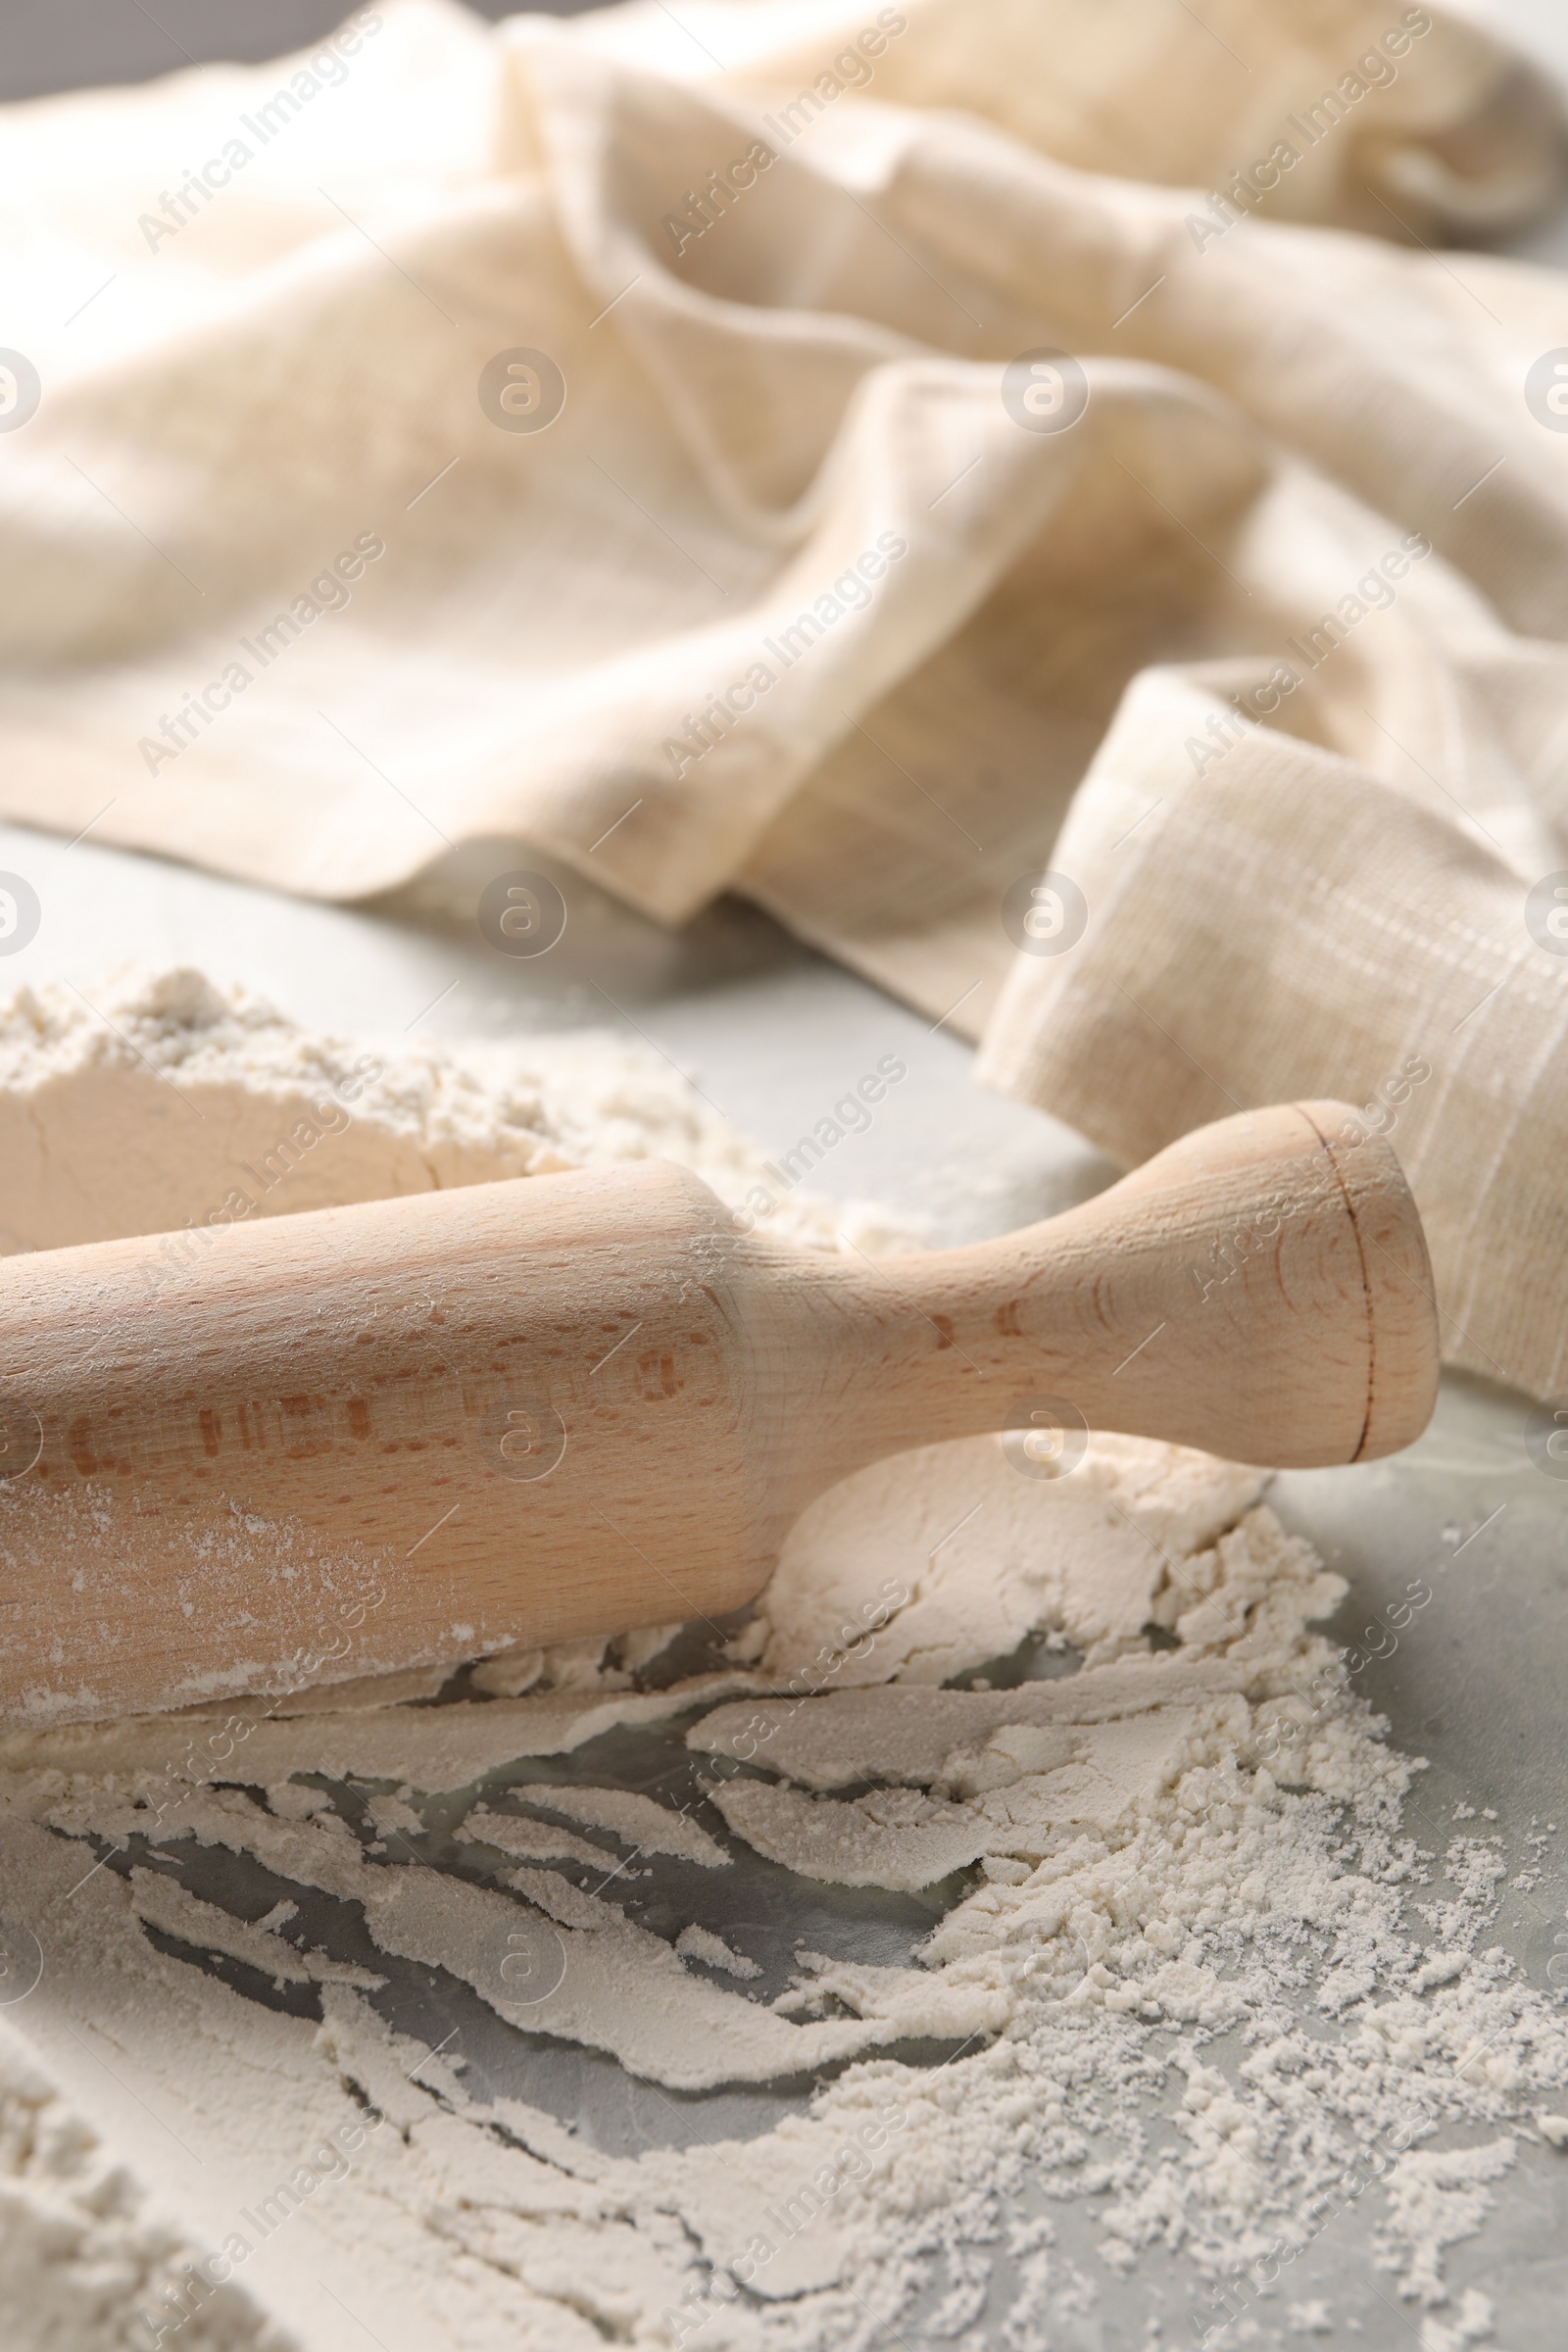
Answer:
xmin=0 ymin=1099 xmax=1438 ymax=1725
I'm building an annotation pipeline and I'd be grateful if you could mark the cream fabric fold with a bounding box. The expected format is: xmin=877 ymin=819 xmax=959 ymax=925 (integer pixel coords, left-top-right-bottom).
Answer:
xmin=2 ymin=0 xmax=1567 ymax=1393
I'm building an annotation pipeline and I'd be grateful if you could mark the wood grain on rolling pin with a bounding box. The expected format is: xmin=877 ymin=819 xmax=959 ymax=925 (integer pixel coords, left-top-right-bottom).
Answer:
xmin=0 ymin=1101 xmax=1438 ymax=1724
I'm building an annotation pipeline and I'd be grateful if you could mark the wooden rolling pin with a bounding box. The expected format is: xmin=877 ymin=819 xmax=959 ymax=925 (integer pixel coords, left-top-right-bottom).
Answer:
xmin=0 ymin=1100 xmax=1437 ymax=1726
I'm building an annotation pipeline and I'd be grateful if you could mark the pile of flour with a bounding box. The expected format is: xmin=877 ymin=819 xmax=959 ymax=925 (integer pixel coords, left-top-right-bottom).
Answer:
xmin=0 ymin=970 xmax=1562 ymax=2352
xmin=0 ymin=965 xmax=905 ymax=1258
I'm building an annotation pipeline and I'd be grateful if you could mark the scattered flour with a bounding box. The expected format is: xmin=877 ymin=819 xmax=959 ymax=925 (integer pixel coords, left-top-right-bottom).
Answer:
xmin=456 ymin=1804 xmax=620 ymax=1871
xmin=0 ymin=971 xmax=1562 ymax=2349
xmin=494 ymin=1786 xmax=730 ymax=1868
xmin=676 ymin=1925 xmax=762 ymax=1980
